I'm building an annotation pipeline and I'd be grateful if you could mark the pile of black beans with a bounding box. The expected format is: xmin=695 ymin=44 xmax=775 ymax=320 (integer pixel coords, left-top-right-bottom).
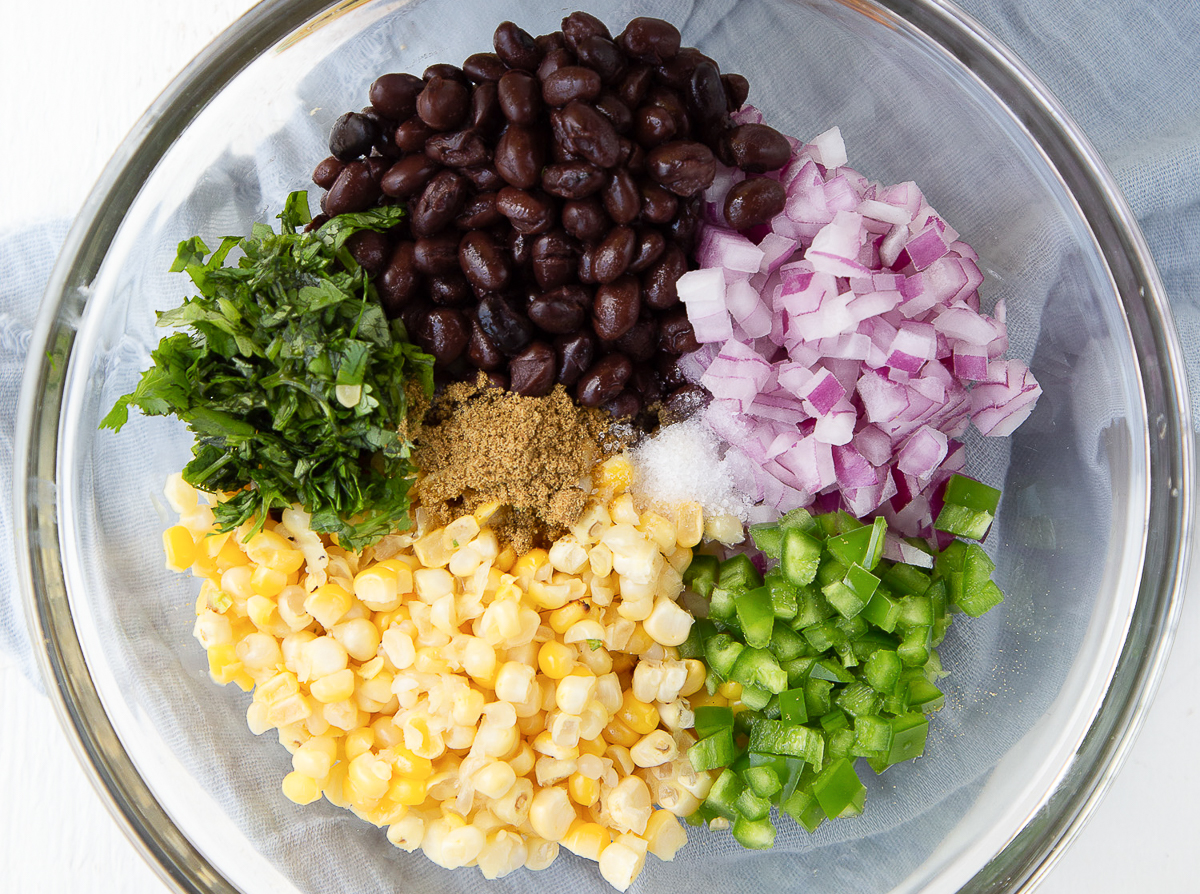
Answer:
xmin=310 ymin=12 xmax=791 ymax=418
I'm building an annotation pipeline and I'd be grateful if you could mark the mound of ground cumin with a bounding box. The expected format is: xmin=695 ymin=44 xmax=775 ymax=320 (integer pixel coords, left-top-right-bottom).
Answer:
xmin=411 ymin=376 xmax=626 ymax=553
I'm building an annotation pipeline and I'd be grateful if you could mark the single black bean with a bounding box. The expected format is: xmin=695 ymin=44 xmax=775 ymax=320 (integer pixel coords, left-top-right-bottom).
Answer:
xmin=687 ymin=61 xmax=729 ymax=130
xmin=602 ymin=168 xmax=640 ymax=225
xmin=542 ymin=162 xmax=606 ymax=199
xmin=470 ymin=82 xmax=505 ymax=137
xmin=551 ymin=101 xmax=621 ymax=168
xmin=468 ymin=318 xmax=506 ymax=370
xmin=656 ymin=47 xmax=714 ymax=89
xmin=458 ymin=230 xmax=511 ymax=293
xmin=642 ymin=243 xmax=687 ymax=309
xmin=461 ymin=164 xmax=506 ymax=190
xmin=634 ymin=104 xmax=677 ymax=148
xmin=400 ymin=301 xmax=432 ymax=339
xmin=457 ymin=191 xmax=504 ymax=229
xmin=644 ymin=87 xmax=688 ymax=134
xmin=561 ymin=11 xmax=611 ymax=51
xmin=494 ymin=21 xmax=542 ymax=72
xmin=722 ymin=73 xmax=750 ymax=110
xmin=662 ymin=383 xmax=710 ymax=422
xmin=629 ymin=228 xmax=666 ymax=273
xmin=594 ymin=93 xmax=633 ymax=134
xmin=508 ymin=341 xmax=557 ymax=396
xmin=630 ymin=364 xmax=664 ymax=403
xmin=485 ymin=371 xmax=511 ymax=390
xmin=617 ymin=64 xmax=654 ymax=107
xmin=425 ymin=129 xmax=489 ymax=168
xmin=536 ymin=31 xmax=567 ymax=53
xmin=429 ymin=272 xmax=474 ymax=307
xmin=658 ymin=352 xmax=688 ymax=390
xmin=639 ymin=181 xmax=678 ymax=224
xmin=498 ymin=70 xmax=542 ymax=125
xmin=413 ymin=233 xmax=461 ymax=275
xmin=305 ymin=213 xmax=330 ymax=233
xmin=667 ymin=195 xmax=702 ymax=249
xmin=378 ymin=241 xmax=420 ymax=315
xmin=424 ymin=63 xmax=468 ymax=83
xmin=576 ymin=35 xmax=626 ymax=84
xmin=365 ymin=156 xmax=390 ymax=183
xmin=325 ymin=161 xmax=381 ymax=215
xmin=394 ymin=116 xmax=435 ymax=153
xmin=592 ymin=274 xmax=640 ymax=340
xmin=725 ymin=122 xmax=791 ymax=172
xmin=417 ymin=308 xmax=470 ymax=365
xmin=724 ymin=177 xmax=787 ymax=230
xmin=621 ymin=139 xmax=646 ymax=174
xmin=346 ymin=230 xmax=390 ymax=275
xmin=646 ymin=140 xmax=715 ymax=196
xmin=528 ymin=285 xmax=588 ymax=333
xmin=603 ymin=389 xmax=642 ymax=419
xmin=612 ymin=317 xmax=657 ymax=363
xmin=462 ymin=52 xmax=508 ymax=82
xmin=380 ymin=155 xmax=439 ymax=198
xmin=657 ymin=307 xmax=701 ymax=354
xmin=555 ymin=331 xmax=596 ymax=387
xmin=494 ymin=124 xmax=546 ymax=189
xmin=576 ymin=352 xmax=633 ymax=407
xmin=369 ymin=72 xmax=424 ymax=120
xmin=329 ymin=112 xmax=380 ymax=161
xmin=410 ymin=170 xmax=468 ymax=237
xmin=416 ymin=76 xmax=469 ymax=131
xmin=542 ymin=66 xmax=603 ymax=107
xmin=592 ymin=225 xmax=636 ymax=283
xmin=508 ymin=230 xmax=533 ymax=269
xmin=578 ymin=246 xmax=599 ymax=284
xmin=562 ymin=197 xmax=610 ymax=244
xmin=496 ymin=187 xmax=557 ymax=234
xmin=531 ymin=231 xmax=578 ymax=290
xmin=313 ymin=156 xmax=343 ymax=189
xmin=537 ymin=47 xmax=575 ymax=83
xmin=476 ymin=294 xmax=534 ymax=355
xmin=618 ymin=17 xmax=681 ymax=63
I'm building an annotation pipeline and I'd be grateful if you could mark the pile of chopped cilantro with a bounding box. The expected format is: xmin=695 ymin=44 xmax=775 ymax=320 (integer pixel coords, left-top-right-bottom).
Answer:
xmin=102 ymin=191 xmax=434 ymax=551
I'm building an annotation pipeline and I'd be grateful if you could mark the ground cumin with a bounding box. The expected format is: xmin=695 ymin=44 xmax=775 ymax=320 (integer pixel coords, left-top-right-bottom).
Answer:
xmin=411 ymin=376 xmax=626 ymax=553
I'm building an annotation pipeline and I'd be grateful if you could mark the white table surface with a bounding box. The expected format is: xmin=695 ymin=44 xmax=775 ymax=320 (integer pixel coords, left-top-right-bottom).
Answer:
xmin=2 ymin=2 xmax=1197 ymax=892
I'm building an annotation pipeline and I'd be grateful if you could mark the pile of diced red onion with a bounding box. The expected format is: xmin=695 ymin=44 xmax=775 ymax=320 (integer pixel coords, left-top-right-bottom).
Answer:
xmin=674 ymin=107 xmax=1041 ymax=539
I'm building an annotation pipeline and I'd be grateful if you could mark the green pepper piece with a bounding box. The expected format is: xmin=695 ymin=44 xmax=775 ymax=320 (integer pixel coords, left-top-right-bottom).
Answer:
xmin=805 ymin=676 xmax=833 ymax=718
xmin=688 ymin=728 xmax=737 ymax=772
xmin=825 ymin=526 xmax=873 ymax=569
xmin=683 ymin=553 xmax=720 ymax=599
xmin=731 ymin=814 xmax=777 ymax=849
xmin=769 ymin=620 xmax=808 ymax=662
xmin=730 ymin=647 xmax=788 ymax=695
xmin=749 ymin=522 xmax=784 ymax=559
xmin=862 ymin=589 xmax=902 ymax=633
xmin=694 ymin=704 xmax=735 ymax=740
xmin=810 ymin=657 xmax=854 ymax=684
xmin=779 ymin=687 xmax=809 ymax=725
xmin=779 ymin=506 xmax=818 ymax=533
xmin=906 ymin=674 xmax=945 ymax=712
xmin=734 ymin=787 xmax=773 ymax=821
xmin=678 ymin=617 xmax=716 ymax=660
xmin=735 ymin=586 xmax=775 ymax=649
xmin=739 ymin=684 xmax=773 ymax=711
xmin=864 ymin=648 xmax=902 ymax=693
xmin=742 ymin=764 xmax=783 ymax=799
xmin=812 ymin=758 xmax=867 ymax=819
xmin=819 ymin=709 xmax=849 ymax=733
xmin=719 ymin=553 xmax=764 ymax=591
xmin=704 ymin=767 xmax=744 ymax=820
xmin=781 ymin=527 xmax=824 ymax=587
xmin=836 ymin=681 xmax=882 ymax=717
xmin=882 ymin=561 xmax=932 ymax=597
xmin=747 ymin=718 xmax=820 ymax=761
xmin=705 ymin=634 xmax=745 ymax=680
xmin=944 ymin=473 xmax=1002 ymax=512
xmin=708 ymin=586 xmax=738 ymax=621
xmin=793 ymin=584 xmax=836 ymax=628
xmin=897 ymin=594 xmax=934 ymax=630
xmin=823 ymin=579 xmax=867 ymax=620
xmin=781 ymin=783 xmax=825 ymax=833
xmin=764 ymin=567 xmax=799 ymax=620
xmin=885 ymin=712 xmax=929 ymax=765
xmin=898 ymin=624 xmax=933 ymax=667
xmin=826 ymin=727 xmax=856 ymax=760
xmin=851 ymin=713 xmax=894 ymax=756
xmin=783 ymin=655 xmax=816 ymax=688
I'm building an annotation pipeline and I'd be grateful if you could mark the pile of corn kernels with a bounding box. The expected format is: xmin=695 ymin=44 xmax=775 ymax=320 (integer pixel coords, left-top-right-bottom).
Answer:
xmin=162 ymin=456 xmax=743 ymax=890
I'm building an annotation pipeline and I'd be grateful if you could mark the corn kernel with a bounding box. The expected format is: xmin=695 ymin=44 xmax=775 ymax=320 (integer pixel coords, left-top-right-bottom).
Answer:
xmin=618 ymin=691 xmax=660 ymax=735
xmin=281 ymin=771 xmax=322 ymax=805
xmin=347 ymin=751 xmax=392 ymax=803
xmin=304 ymin=583 xmax=352 ymax=629
xmin=609 ymin=493 xmax=640 ymax=526
xmin=598 ymin=840 xmax=645 ymax=892
xmin=353 ymin=561 xmax=411 ymax=612
xmin=537 ymin=640 xmax=576 ymax=680
xmin=568 ymin=772 xmax=601 ymax=809
xmin=344 ymin=727 xmax=375 ymax=760
xmin=163 ymin=525 xmax=198 ymax=572
xmin=310 ymin=668 xmax=355 ymax=704
xmin=387 ymin=814 xmax=425 ymax=852
xmin=601 ymin=717 xmax=640 ymax=749
xmin=388 ymin=775 xmax=428 ymax=807
xmin=245 ymin=530 xmax=305 ymax=574
xmin=529 ymin=786 xmax=576 ymax=842
xmin=596 ymin=455 xmax=634 ymax=493
xmin=511 ymin=548 xmax=550 ymax=583
xmin=674 ymin=501 xmax=704 ymax=549
xmin=680 ymin=659 xmax=707 ymax=697
xmin=629 ymin=730 xmax=678 ymax=768
xmin=249 ymin=564 xmax=288 ymax=598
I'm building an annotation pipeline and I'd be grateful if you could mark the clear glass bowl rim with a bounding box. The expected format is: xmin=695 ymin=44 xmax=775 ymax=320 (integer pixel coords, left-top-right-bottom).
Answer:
xmin=13 ymin=0 xmax=1193 ymax=892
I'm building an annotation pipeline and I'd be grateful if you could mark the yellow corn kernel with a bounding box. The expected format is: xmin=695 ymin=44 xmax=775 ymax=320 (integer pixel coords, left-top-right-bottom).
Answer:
xmin=413 ymin=530 xmax=453 ymax=568
xmin=601 ymin=717 xmax=640 ymax=749
xmin=562 ymin=818 xmax=609 ymax=861
xmin=679 ymin=659 xmax=707 ymax=697
xmin=537 ymin=641 xmax=576 ymax=680
xmin=344 ymin=727 xmax=375 ymax=761
xmin=389 ymin=743 xmax=433 ymax=779
xmin=596 ymin=455 xmax=634 ymax=493
xmin=304 ymin=583 xmax=353 ymax=629
xmin=494 ymin=545 xmax=517 ymax=574
xmin=310 ymin=668 xmax=356 ymax=704
xmin=249 ymin=564 xmax=288 ymax=598
xmin=292 ymin=735 xmax=337 ymax=780
xmin=644 ymin=809 xmax=687 ymax=860
xmin=281 ymin=771 xmax=322 ymax=805
xmin=442 ymin=514 xmax=481 ymax=550
xmin=609 ymin=493 xmax=640 ymax=526
xmin=529 ymin=785 xmax=576 ymax=843
xmin=353 ymin=560 xmax=412 ymax=612
xmin=717 ymin=680 xmax=743 ymax=700
xmin=687 ymin=689 xmax=728 ymax=710
xmin=388 ymin=775 xmax=428 ymax=806
xmin=347 ymin=751 xmax=392 ymax=804
xmin=472 ymin=501 xmax=504 ymax=527
xmin=246 ymin=595 xmax=289 ymax=639
xmin=638 ymin=512 xmax=677 ymax=552
xmin=704 ymin=513 xmax=745 ymax=546
xmin=190 ymin=552 xmax=220 ymax=582
xmin=231 ymin=671 xmax=256 ymax=692
xmin=598 ymin=840 xmax=645 ymax=891
xmin=674 ymin=501 xmax=704 ymax=549
xmin=548 ymin=602 xmax=587 ymax=635
xmin=568 ymin=771 xmax=600 ymax=808
xmin=625 ymin=624 xmax=654 ymax=657
xmin=163 ymin=525 xmax=198 ymax=572
xmin=578 ymin=735 xmax=607 ymax=758
xmin=212 ymin=534 xmax=250 ymax=570
xmin=206 ymin=643 xmax=242 ymax=685
xmin=511 ymin=548 xmax=550 ymax=583
xmin=245 ymin=530 xmax=305 ymax=574
xmin=664 ymin=546 xmax=693 ymax=575
xmin=618 ymin=691 xmax=660 ymax=736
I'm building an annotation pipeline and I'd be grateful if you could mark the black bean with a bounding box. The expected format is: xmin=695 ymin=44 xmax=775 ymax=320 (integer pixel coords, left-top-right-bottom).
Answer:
xmin=616 ymin=319 xmax=658 ymax=364
xmin=592 ymin=225 xmax=636 ymax=283
xmin=366 ymin=156 xmax=390 ymax=183
xmin=458 ymin=230 xmax=511 ymax=293
xmin=380 ymin=155 xmax=438 ymax=198
xmin=576 ymin=35 xmax=626 ymax=83
xmin=410 ymin=170 xmax=468 ymax=237
xmin=494 ymin=124 xmax=546 ymax=189
xmin=536 ymin=31 xmax=567 ymax=53
xmin=468 ymin=318 xmax=506 ymax=370
xmin=313 ymin=156 xmax=343 ymax=189
xmin=646 ymin=140 xmax=716 ymax=196
xmin=725 ymin=122 xmax=791 ymax=172
xmin=496 ymin=187 xmax=557 ymax=234
xmin=416 ymin=76 xmax=469 ymax=131
xmin=656 ymin=47 xmax=715 ymax=90
xmin=417 ymin=308 xmax=470 ymax=365
xmin=493 ymin=21 xmax=542 ymax=72
xmin=642 ymin=244 xmax=687 ymax=309
xmin=576 ymin=352 xmax=633 ymax=407
xmin=394 ymin=116 xmax=435 ymax=153
xmin=329 ymin=112 xmax=380 ymax=161
xmin=629 ymin=228 xmax=666 ymax=273
xmin=469 ymin=82 xmax=505 ymax=137
xmin=536 ymin=47 xmax=575 ymax=83
xmin=722 ymin=73 xmax=750 ymax=110
xmin=602 ymin=168 xmax=641 ymax=225
xmin=592 ymin=274 xmax=641 ymax=340
xmin=617 ymin=65 xmax=654 ymax=107
xmin=561 ymin=12 xmax=611 ymax=51
xmin=662 ymin=383 xmax=710 ymax=422
xmin=528 ymin=285 xmax=589 ymax=333
xmin=508 ymin=341 xmax=557 ymax=396
xmin=498 ymin=70 xmax=542 ymax=125
xmin=425 ymin=129 xmax=489 ymax=168
xmin=485 ymin=371 xmax=511 ymax=390
xmin=688 ymin=60 xmax=730 ymax=132
xmin=551 ymin=101 xmax=621 ymax=168
xmin=542 ymin=162 xmax=606 ymax=199
xmin=578 ymin=245 xmax=599 ymax=284
xmin=562 ymin=197 xmax=610 ymax=244
xmin=617 ymin=17 xmax=681 ymax=63
xmin=424 ymin=63 xmax=468 ymax=84
xmin=462 ymin=52 xmax=508 ymax=82
xmin=400 ymin=301 xmax=432 ymax=339
xmin=325 ymin=161 xmax=381 ymax=215
xmin=457 ymin=191 xmax=504 ymax=229
xmin=461 ymin=164 xmax=506 ymax=191
xmin=542 ymin=66 xmax=603 ymax=107
xmin=413 ymin=233 xmax=461 ymax=275
xmin=555 ymin=331 xmax=596 ymax=387
xmin=346 ymin=230 xmax=390 ymax=275
xmin=634 ymin=104 xmax=677 ymax=148
xmin=644 ymin=87 xmax=688 ymax=135
xmin=603 ymin=389 xmax=642 ymax=419
xmin=594 ymin=93 xmax=633 ymax=135
xmin=657 ymin=307 xmax=701 ymax=354
xmin=639 ymin=181 xmax=678 ymax=224
xmin=531 ymin=231 xmax=578 ymax=290
xmin=379 ymin=241 xmax=420 ymax=315
xmin=508 ymin=230 xmax=533 ymax=269
xmin=476 ymin=294 xmax=534 ymax=355
xmin=724 ymin=177 xmax=787 ymax=230
xmin=630 ymin=364 xmax=664 ymax=403
xmin=369 ymin=72 xmax=424 ymax=120
xmin=429 ymin=272 xmax=474 ymax=307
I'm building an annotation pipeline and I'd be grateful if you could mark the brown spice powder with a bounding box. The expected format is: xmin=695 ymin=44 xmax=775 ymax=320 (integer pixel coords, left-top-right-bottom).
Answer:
xmin=411 ymin=376 xmax=624 ymax=553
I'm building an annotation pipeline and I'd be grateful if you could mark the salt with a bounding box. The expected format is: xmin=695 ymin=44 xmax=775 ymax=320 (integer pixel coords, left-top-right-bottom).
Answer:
xmin=631 ymin=417 xmax=752 ymax=521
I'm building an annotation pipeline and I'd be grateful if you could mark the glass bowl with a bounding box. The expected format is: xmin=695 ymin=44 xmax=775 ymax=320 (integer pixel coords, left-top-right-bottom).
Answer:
xmin=15 ymin=0 xmax=1192 ymax=892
